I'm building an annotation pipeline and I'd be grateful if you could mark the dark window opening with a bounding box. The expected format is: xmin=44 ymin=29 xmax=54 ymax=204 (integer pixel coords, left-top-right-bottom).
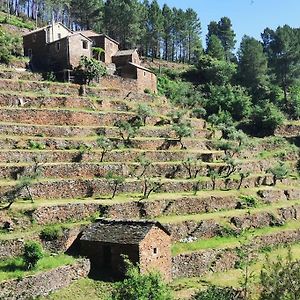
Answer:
xmin=28 ymin=49 xmax=32 ymax=58
xmin=153 ymin=248 xmax=157 ymax=254
xmin=56 ymin=42 xmax=60 ymax=52
xmin=82 ymin=40 xmax=88 ymax=49
xmin=58 ymin=33 xmax=61 ymax=40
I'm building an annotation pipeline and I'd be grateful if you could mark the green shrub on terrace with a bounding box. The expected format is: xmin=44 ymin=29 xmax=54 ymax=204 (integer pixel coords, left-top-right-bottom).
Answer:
xmin=192 ymin=285 xmax=240 ymax=300
xmin=136 ymin=103 xmax=154 ymax=126
xmin=40 ymin=226 xmax=63 ymax=241
xmin=237 ymin=195 xmax=258 ymax=209
xmin=105 ymin=171 xmax=125 ymax=199
xmin=28 ymin=140 xmax=46 ymax=150
xmin=23 ymin=241 xmax=43 ymax=270
xmin=260 ymin=249 xmax=300 ymax=300
xmin=266 ymin=161 xmax=290 ymax=186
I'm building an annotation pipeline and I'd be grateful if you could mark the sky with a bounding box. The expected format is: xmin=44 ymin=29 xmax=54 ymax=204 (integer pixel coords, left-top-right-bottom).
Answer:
xmin=157 ymin=0 xmax=300 ymax=50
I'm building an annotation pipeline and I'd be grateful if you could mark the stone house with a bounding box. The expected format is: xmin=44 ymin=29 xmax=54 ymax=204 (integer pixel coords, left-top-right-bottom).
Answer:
xmin=119 ymin=62 xmax=158 ymax=93
xmin=80 ymin=219 xmax=171 ymax=281
xmin=23 ymin=22 xmax=92 ymax=72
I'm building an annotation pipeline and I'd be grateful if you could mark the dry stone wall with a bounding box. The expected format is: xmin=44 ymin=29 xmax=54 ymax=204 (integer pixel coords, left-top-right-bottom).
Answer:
xmin=172 ymin=228 xmax=300 ymax=278
xmin=0 ymin=259 xmax=90 ymax=300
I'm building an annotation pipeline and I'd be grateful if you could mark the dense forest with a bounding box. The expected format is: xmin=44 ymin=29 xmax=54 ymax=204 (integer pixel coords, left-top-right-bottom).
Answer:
xmin=1 ymin=0 xmax=300 ymax=136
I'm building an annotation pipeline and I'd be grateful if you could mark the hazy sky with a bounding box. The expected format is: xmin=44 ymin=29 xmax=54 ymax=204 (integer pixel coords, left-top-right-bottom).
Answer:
xmin=157 ymin=0 xmax=300 ymax=49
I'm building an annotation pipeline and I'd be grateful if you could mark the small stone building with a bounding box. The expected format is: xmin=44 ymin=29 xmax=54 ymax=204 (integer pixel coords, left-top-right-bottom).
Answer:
xmin=80 ymin=219 xmax=171 ymax=281
xmin=112 ymin=49 xmax=141 ymax=67
xmin=119 ymin=62 xmax=157 ymax=93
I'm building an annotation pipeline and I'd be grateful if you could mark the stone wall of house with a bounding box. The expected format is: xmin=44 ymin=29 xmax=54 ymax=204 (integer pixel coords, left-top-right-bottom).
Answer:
xmin=136 ymin=68 xmax=157 ymax=94
xmin=0 ymin=259 xmax=90 ymax=300
xmin=139 ymin=227 xmax=172 ymax=281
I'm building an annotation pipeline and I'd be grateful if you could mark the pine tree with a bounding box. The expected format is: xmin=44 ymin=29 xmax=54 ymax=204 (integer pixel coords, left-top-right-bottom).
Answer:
xmin=206 ymin=34 xmax=225 ymax=60
xmin=217 ymin=17 xmax=236 ymax=61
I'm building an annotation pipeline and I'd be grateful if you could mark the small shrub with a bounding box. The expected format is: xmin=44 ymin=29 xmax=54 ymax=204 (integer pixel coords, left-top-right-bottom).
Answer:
xmin=237 ymin=195 xmax=257 ymax=209
xmin=40 ymin=226 xmax=63 ymax=241
xmin=23 ymin=241 xmax=43 ymax=270
xmin=193 ymin=285 xmax=240 ymax=300
xmin=28 ymin=140 xmax=45 ymax=150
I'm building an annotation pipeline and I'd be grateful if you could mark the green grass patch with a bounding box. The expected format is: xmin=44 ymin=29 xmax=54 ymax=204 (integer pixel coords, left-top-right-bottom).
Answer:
xmin=0 ymin=254 xmax=75 ymax=282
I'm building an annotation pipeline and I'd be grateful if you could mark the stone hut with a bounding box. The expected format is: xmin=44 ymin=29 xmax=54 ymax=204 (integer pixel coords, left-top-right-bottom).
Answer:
xmin=119 ymin=62 xmax=157 ymax=93
xmin=80 ymin=219 xmax=171 ymax=281
xmin=112 ymin=49 xmax=140 ymax=67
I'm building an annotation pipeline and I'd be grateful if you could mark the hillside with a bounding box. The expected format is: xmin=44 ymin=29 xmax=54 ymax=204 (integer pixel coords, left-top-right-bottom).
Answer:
xmin=0 ymin=13 xmax=299 ymax=300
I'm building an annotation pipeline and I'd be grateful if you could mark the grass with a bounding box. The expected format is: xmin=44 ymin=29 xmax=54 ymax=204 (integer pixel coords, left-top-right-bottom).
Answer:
xmin=0 ymin=12 xmax=35 ymax=29
xmin=172 ymin=220 xmax=300 ymax=256
xmin=0 ymin=254 xmax=75 ymax=282
xmin=38 ymin=278 xmax=113 ymax=300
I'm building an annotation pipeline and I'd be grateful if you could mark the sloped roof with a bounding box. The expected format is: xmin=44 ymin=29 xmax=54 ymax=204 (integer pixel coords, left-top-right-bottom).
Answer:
xmin=128 ymin=62 xmax=155 ymax=74
xmin=23 ymin=22 xmax=72 ymax=37
xmin=79 ymin=31 xmax=120 ymax=45
xmin=80 ymin=219 xmax=170 ymax=245
xmin=113 ymin=49 xmax=137 ymax=57
xmin=47 ymin=32 xmax=93 ymax=45
xmin=79 ymin=30 xmax=100 ymax=38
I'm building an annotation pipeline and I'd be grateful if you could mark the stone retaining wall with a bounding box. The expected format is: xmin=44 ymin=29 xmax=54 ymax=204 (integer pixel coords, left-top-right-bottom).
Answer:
xmin=0 ymin=149 xmax=221 ymax=164
xmin=276 ymin=124 xmax=300 ymax=137
xmin=0 ymin=259 xmax=90 ymax=300
xmin=172 ymin=228 xmax=300 ymax=278
xmin=0 ymin=122 xmax=208 ymax=139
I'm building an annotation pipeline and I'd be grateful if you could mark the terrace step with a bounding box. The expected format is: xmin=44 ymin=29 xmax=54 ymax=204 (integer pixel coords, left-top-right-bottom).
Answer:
xmin=0 ymin=135 xmax=210 ymax=151
xmin=172 ymin=221 xmax=300 ymax=278
xmin=0 ymin=174 xmax=287 ymax=201
xmin=0 ymin=122 xmax=209 ymax=139
xmin=0 ymin=90 xmax=172 ymax=114
xmin=0 ymin=149 xmax=223 ymax=164
xmin=0 ymin=159 xmax=295 ymax=181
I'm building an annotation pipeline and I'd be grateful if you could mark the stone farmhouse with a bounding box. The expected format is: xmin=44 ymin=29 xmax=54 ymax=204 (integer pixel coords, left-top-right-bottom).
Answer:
xmin=23 ymin=22 xmax=157 ymax=93
xmin=80 ymin=219 xmax=172 ymax=281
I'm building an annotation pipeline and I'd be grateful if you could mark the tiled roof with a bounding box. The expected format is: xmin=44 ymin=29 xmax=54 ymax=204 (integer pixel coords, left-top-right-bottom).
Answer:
xmin=79 ymin=30 xmax=100 ymax=38
xmin=80 ymin=219 xmax=170 ymax=244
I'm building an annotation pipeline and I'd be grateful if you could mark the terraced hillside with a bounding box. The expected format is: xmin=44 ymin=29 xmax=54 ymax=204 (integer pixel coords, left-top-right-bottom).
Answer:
xmin=0 ymin=67 xmax=300 ymax=299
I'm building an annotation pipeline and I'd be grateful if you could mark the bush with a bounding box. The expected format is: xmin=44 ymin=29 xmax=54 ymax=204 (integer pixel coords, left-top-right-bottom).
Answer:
xmin=247 ymin=101 xmax=285 ymax=136
xmin=260 ymin=250 xmax=300 ymax=300
xmin=193 ymin=285 xmax=240 ymax=300
xmin=74 ymin=56 xmax=106 ymax=85
xmin=23 ymin=241 xmax=43 ymax=270
xmin=111 ymin=259 xmax=173 ymax=300
xmin=40 ymin=226 xmax=63 ymax=241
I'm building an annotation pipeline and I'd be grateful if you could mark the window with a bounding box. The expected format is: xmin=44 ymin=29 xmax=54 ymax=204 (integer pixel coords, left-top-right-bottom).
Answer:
xmin=28 ymin=49 xmax=32 ymax=58
xmin=82 ymin=40 xmax=88 ymax=49
xmin=143 ymin=71 xmax=146 ymax=77
xmin=153 ymin=248 xmax=158 ymax=254
xmin=56 ymin=42 xmax=60 ymax=52
xmin=57 ymin=33 xmax=61 ymax=40
xmin=32 ymin=34 xmax=37 ymax=43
